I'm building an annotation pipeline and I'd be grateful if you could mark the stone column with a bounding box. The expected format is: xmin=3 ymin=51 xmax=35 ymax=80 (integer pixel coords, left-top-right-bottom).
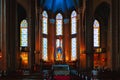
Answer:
xmin=0 ymin=0 xmax=18 ymax=72
xmin=112 ymin=0 xmax=120 ymax=71
xmin=48 ymin=16 xmax=55 ymax=62
xmin=0 ymin=1 xmax=1 ymax=49
xmin=39 ymin=9 xmax=42 ymax=62
xmin=5 ymin=0 xmax=17 ymax=72
xmin=85 ymin=0 xmax=94 ymax=70
xmin=63 ymin=18 xmax=70 ymax=62
xmin=119 ymin=0 xmax=120 ymax=70
xmin=29 ymin=0 xmax=36 ymax=70
xmin=76 ymin=9 xmax=81 ymax=71
xmin=34 ymin=0 xmax=40 ymax=65
xmin=1 ymin=0 xmax=7 ymax=71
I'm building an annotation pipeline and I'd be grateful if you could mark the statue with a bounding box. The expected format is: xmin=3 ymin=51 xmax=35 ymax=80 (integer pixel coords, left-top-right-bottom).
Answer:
xmin=56 ymin=36 xmax=63 ymax=61
xmin=56 ymin=47 xmax=62 ymax=61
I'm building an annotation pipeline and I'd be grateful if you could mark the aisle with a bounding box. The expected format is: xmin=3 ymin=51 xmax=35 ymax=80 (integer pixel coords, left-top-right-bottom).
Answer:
xmin=54 ymin=75 xmax=70 ymax=80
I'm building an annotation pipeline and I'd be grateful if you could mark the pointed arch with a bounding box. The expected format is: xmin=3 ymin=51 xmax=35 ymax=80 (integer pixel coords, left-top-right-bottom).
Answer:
xmin=42 ymin=10 xmax=48 ymax=34
xmin=55 ymin=13 xmax=63 ymax=61
xmin=93 ymin=19 xmax=100 ymax=47
xmin=71 ymin=10 xmax=77 ymax=34
xmin=56 ymin=13 xmax=63 ymax=35
xmin=42 ymin=10 xmax=48 ymax=61
xmin=20 ymin=19 xmax=28 ymax=47
xmin=71 ymin=10 xmax=77 ymax=61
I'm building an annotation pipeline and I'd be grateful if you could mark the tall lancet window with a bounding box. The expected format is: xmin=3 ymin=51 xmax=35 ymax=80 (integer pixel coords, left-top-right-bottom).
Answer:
xmin=71 ymin=11 xmax=77 ymax=61
xmin=56 ymin=13 xmax=63 ymax=61
xmin=20 ymin=19 xmax=28 ymax=47
xmin=93 ymin=19 xmax=100 ymax=47
xmin=56 ymin=13 xmax=63 ymax=35
xmin=71 ymin=11 xmax=77 ymax=34
xmin=42 ymin=11 xmax=48 ymax=34
xmin=42 ymin=11 xmax=48 ymax=61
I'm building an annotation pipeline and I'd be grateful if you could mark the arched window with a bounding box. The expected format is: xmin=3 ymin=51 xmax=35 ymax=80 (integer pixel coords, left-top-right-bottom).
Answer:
xmin=42 ymin=11 xmax=48 ymax=61
xmin=56 ymin=13 xmax=63 ymax=61
xmin=93 ymin=19 xmax=100 ymax=47
xmin=42 ymin=11 xmax=48 ymax=34
xmin=71 ymin=11 xmax=77 ymax=61
xmin=20 ymin=19 xmax=28 ymax=47
xmin=56 ymin=13 xmax=63 ymax=35
xmin=71 ymin=11 xmax=77 ymax=34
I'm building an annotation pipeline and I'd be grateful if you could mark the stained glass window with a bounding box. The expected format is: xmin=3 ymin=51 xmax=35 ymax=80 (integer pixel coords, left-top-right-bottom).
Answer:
xmin=56 ymin=39 xmax=63 ymax=61
xmin=56 ymin=39 xmax=62 ymax=48
xmin=42 ymin=38 xmax=48 ymax=61
xmin=71 ymin=11 xmax=77 ymax=61
xmin=71 ymin=11 xmax=77 ymax=34
xmin=20 ymin=20 xmax=28 ymax=47
xmin=42 ymin=11 xmax=48 ymax=61
xmin=42 ymin=11 xmax=48 ymax=34
xmin=93 ymin=19 xmax=100 ymax=47
xmin=56 ymin=13 xmax=63 ymax=35
xmin=71 ymin=38 xmax=77 ymax=61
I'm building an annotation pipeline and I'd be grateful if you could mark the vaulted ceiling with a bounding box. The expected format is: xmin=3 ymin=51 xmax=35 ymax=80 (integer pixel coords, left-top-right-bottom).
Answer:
xmin=39 ymin=0 xmax=80 ymax=13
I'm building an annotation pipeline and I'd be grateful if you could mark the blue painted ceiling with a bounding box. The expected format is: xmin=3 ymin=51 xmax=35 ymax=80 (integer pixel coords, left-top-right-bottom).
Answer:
xmin=40 ymin=0 xmax=79 ymax=13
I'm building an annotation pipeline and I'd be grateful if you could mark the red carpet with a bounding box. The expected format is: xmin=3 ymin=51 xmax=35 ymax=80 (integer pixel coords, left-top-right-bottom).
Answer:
xmin=54 ymin=75 xmax=70 ymax=80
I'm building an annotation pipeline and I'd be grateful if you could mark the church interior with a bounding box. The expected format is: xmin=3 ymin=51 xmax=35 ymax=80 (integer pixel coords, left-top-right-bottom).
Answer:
xmin=0 ymin=0 xmax=120 ymax=79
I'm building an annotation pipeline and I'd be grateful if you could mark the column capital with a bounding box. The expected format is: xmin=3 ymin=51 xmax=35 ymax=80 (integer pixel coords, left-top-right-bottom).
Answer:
xmin=78 ymin=8 xmax=83 ymax=14
xmin=50 ymin=19 xmax=55 ymax=24
xmin=64 ymin=19 xmax=69 ymax=24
